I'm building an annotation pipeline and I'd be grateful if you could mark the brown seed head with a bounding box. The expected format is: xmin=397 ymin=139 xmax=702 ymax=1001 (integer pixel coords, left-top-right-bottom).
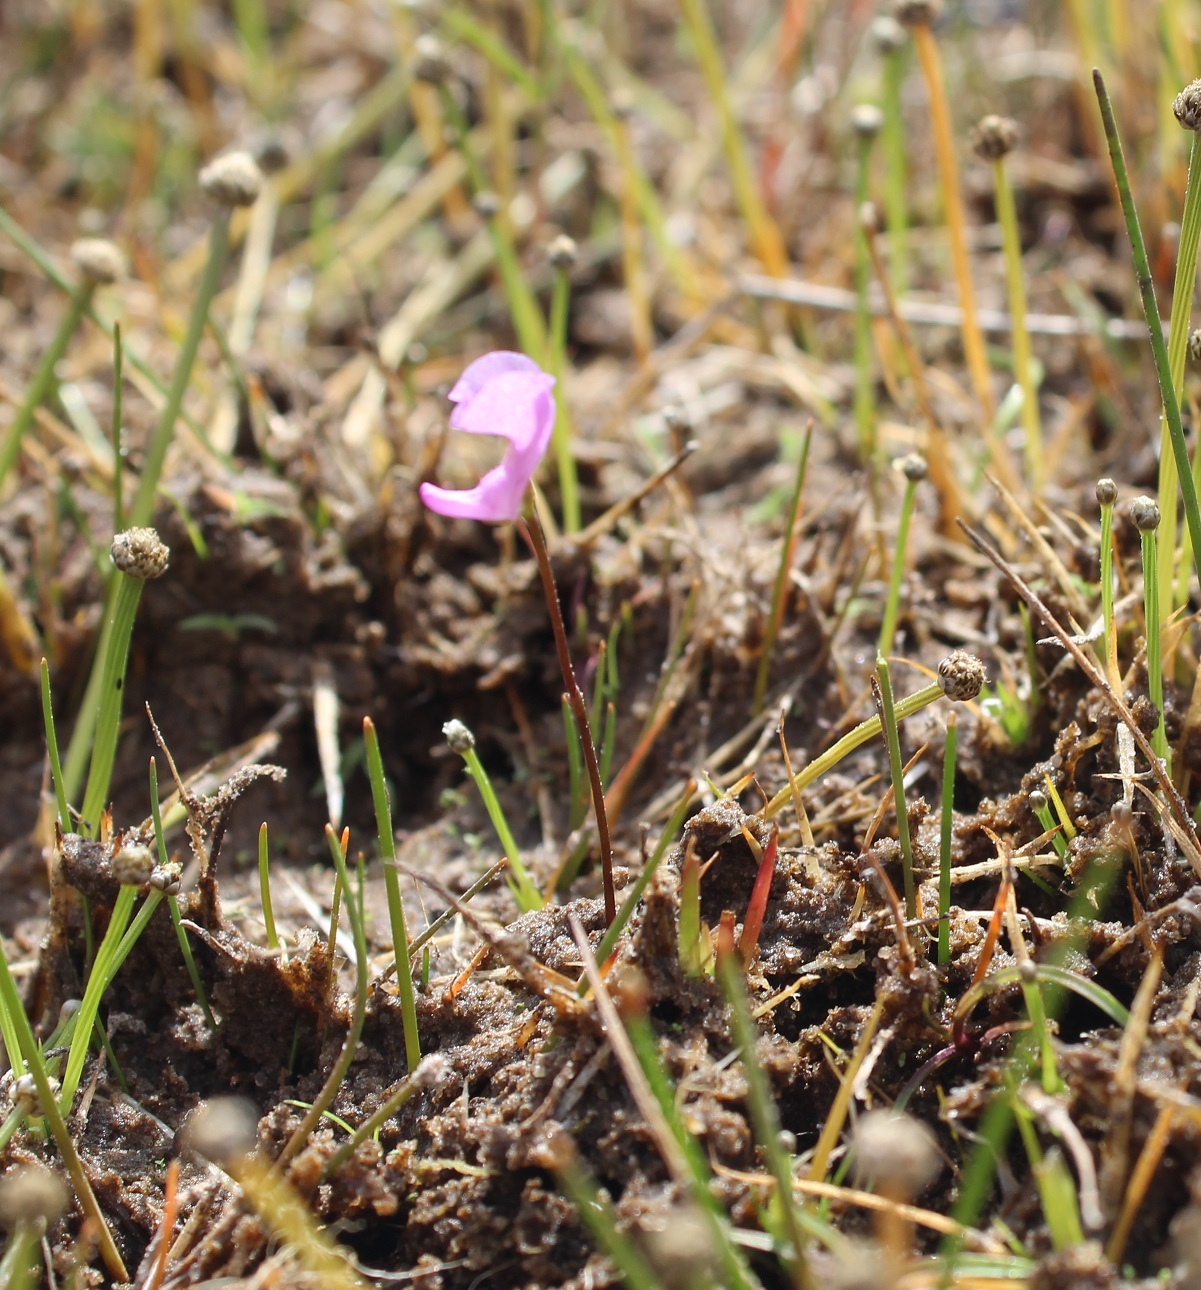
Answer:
xmin=413 ymin=34 xmax=451 ymax=85
xmin=0 ymin=1164 xmax=69 ymax=1230
xmin=899 ymin=453 xmax=928 ymax=483
xmin=70 ymin=238 xmax=126 ymax=285
xmin=199 ymin=151 xmax=264 ymax=207
xmin=1175 ymin=79 xmax=1201 ymax=131
xmin=893 ymin=0 xmax=942 ymax=27
xmin=443 ymin=719 xmax=476 ymax=755
xmin=871 ymin=15 xmax=907 ymax=53
xmin=850 ymin=103 xmax=884 ymax=139
xmin=1131 ymin=496 xmax=1161 ymax=532
xmin=937 ymin=650 xmax=986 ymax=702
xmin=472 ymin=190 xmax=501 ymax=218
xmin=972 ymin=114 xmax=1019 ymax=161
xmin=1095 ymin=477 xmax=1118 ymax=507
xmin=111 ymin=528 xmax=169 ymax=580
xmin=548 ymin=233 xmax=579 ymax=271
xmin=111 ymin=841 xmax=155 ymax=887
xmin=850 ymin=1109 xmax=941 ymax=1198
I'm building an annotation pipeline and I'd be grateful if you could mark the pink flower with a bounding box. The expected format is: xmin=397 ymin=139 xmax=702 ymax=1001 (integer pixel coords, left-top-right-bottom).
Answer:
xmin=419 ymin=351 xmax=556 ymax=523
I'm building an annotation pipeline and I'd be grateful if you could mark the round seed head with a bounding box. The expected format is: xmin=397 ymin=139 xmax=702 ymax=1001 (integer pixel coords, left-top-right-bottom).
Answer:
xmin=1190 ymin=329 xmax=1201 ymax=363
xmin=871 ymin=15 xmax=907 ymax=53
xmin=850 ymin=1109 xmax=941 ymax=1197
xmin=252 ymin=131 xmax=292 ymax=175
xmin=858 ymin=200 xmax=881 ymax=233
xmin=1175 ymin=79 xmax=1201 ymax=131
xmin=893 ymin=0 xmax=942 ymax=26
xmin=850 ymin=103 xmax=884 ymax=139
xmin=1095 ymin=477 xmax=1118 ymax=507
xmin=1018 ymin=958 xmax=1038 ymax=984
xmin=413 ymin=1053 xmax=452 ymax=1091
xmin=1131 ymin=495 xmax=1161 ymax=532
xmin=111 ymin=841 xmax=155 ymax=887
xmin=443 ymin=719 xmax=476 ymax=755
xmin=0 ymin=1163 xmax=69 ymax=1230
xmin=183 ymin=1096 xmax=259 ymax=1167
xmin=640 ymin=1204 xmax=718 ymax=1290
xmin=1027 ymin=788 xmax=1048 ymax=813
xmin=472 ymin=189 xmax=501 ymax=218
xmin=111 ymin=527 xmax=169 ymax=580
xmin=972 ymin=114 xmax=1019 ymax=161
xmin=11 ymin=1073 xmax=40 ymax=1114
xmin=898 ymin=452 xmax=928 ymax=483
xmin=662 ymin=404 xmax=690 ymax=432
xmin=199 ymin=151 xmax=264 ymax=207
xmin=149 ymin=862 xmax=182 ymax=894
xmin=70 ymin=238 xmax=126 ymax=285
xmin=413 ymin=34 xmax=452 ymax=85
xmin=548 ymin=233 xmax=579 ymax=270
xmin=937 ymin=650 xmax=986 ymax=702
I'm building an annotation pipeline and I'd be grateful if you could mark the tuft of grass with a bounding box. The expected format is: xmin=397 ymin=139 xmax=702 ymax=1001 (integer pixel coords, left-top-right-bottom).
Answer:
xmin=276 ymin=824 xmax=368 ymax=1169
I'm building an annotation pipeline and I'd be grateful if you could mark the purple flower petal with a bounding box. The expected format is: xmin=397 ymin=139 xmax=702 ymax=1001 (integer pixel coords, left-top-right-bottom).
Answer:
xmin=421 ymin=352 xmax=557 ymax=524
xmin=448 ymin=351 xmax=543 ymax=406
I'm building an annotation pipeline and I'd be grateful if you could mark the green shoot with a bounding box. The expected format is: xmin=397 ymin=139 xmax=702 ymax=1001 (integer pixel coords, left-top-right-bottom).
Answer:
xmin=877 ymin=454 xmax=926 ymax=659
xmin=573 ymin=918 xmax=760 ymax=1290
xmin=676 ymin=0 xmax=788 ymax=276
xmin=905 ymin=12 xmax=995 ymax=427
xmin=754 ymin=424 xmax=813 ymax=716
xmin=443 ymin=719 xmax=543 ymax=912
xmin=715 ymin=924 xmax=814 ymax=1290
xmin=150 ymin=758 xmax=214 ymax=1030
xmin=258 ymin=822 xmax=279 ymax=952
xmin=1163 ymin=108 xmax=1201 ymax=616
xmin=546 ymin=234 xmax=581 ymax=532
xmin=678 ymin=838 xmax=707 ymax=977
xmin=434 ymin=83 xmax=546 ymax=356
xmin=1132 ymin=496 xmax=1168 ymax=764
xmin=129 ymin=206 xmax=235 ymax=527
xmin=111 ymin=322 xmax=124 ymax=533
xmin=1027 ymin=789 xmax=1068 ymax=861
xmin=875 ymin=657 xmax=917 ymax=920
xmin=324 ymin=1063 xmax=426 ymax=1178
xmin=0 ymin=243 xmax=108 ymax=493
xmin=1042 ymin=775 xmax=1077 ymax=844
xmin=578 ymin=780 xmax=695 ymax=997
xmin=852 ymin=106 xmax=882 ymax=463
xmin=40 ymin=661 xmax=70 ymax=834
xmin=873 ymin=16 xmax=910 ymax=292
xmin=74 ymin=529 xmax=169 ymax=835
xmin=975 ymin=116 xmax=1043 ymax=495
xmin=1097 ymin=478 xmax=1120 ymax=689
xmin=363 ymin=717 xmax=421 ymax=1070
xmin=552 ymin=1141 xmax=662 ymax=1290
xmin=277 ymin=825 xmax=369 ymax=1169
xmin=1094 ymin=69 xmax=1201 ymax=598
xmin=764 ymin=650 xmax=984 ymax=820
xmin=938 ymin=712 xmax=957 ymax=965
xmin=57 ymin=880 xmax=139 ymax=1113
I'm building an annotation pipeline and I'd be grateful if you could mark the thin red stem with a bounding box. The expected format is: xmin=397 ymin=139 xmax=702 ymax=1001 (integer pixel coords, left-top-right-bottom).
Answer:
xmin=519 ymin=511 xmax=616 ymax=923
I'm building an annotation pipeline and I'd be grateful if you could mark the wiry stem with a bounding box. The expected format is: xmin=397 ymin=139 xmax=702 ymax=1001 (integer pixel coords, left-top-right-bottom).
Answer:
xmin=519 ymin=510 xmax=615 ymax=923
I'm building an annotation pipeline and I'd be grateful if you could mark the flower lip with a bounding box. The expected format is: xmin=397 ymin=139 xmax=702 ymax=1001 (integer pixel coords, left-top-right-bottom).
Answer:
xmin=420 ymin=351 xmax=556 ymax=523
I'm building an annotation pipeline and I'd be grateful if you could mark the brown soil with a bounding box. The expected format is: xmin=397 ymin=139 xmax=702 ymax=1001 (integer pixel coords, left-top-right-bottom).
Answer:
xmin=2 ymin=2 xmax=1200 ymax=1288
